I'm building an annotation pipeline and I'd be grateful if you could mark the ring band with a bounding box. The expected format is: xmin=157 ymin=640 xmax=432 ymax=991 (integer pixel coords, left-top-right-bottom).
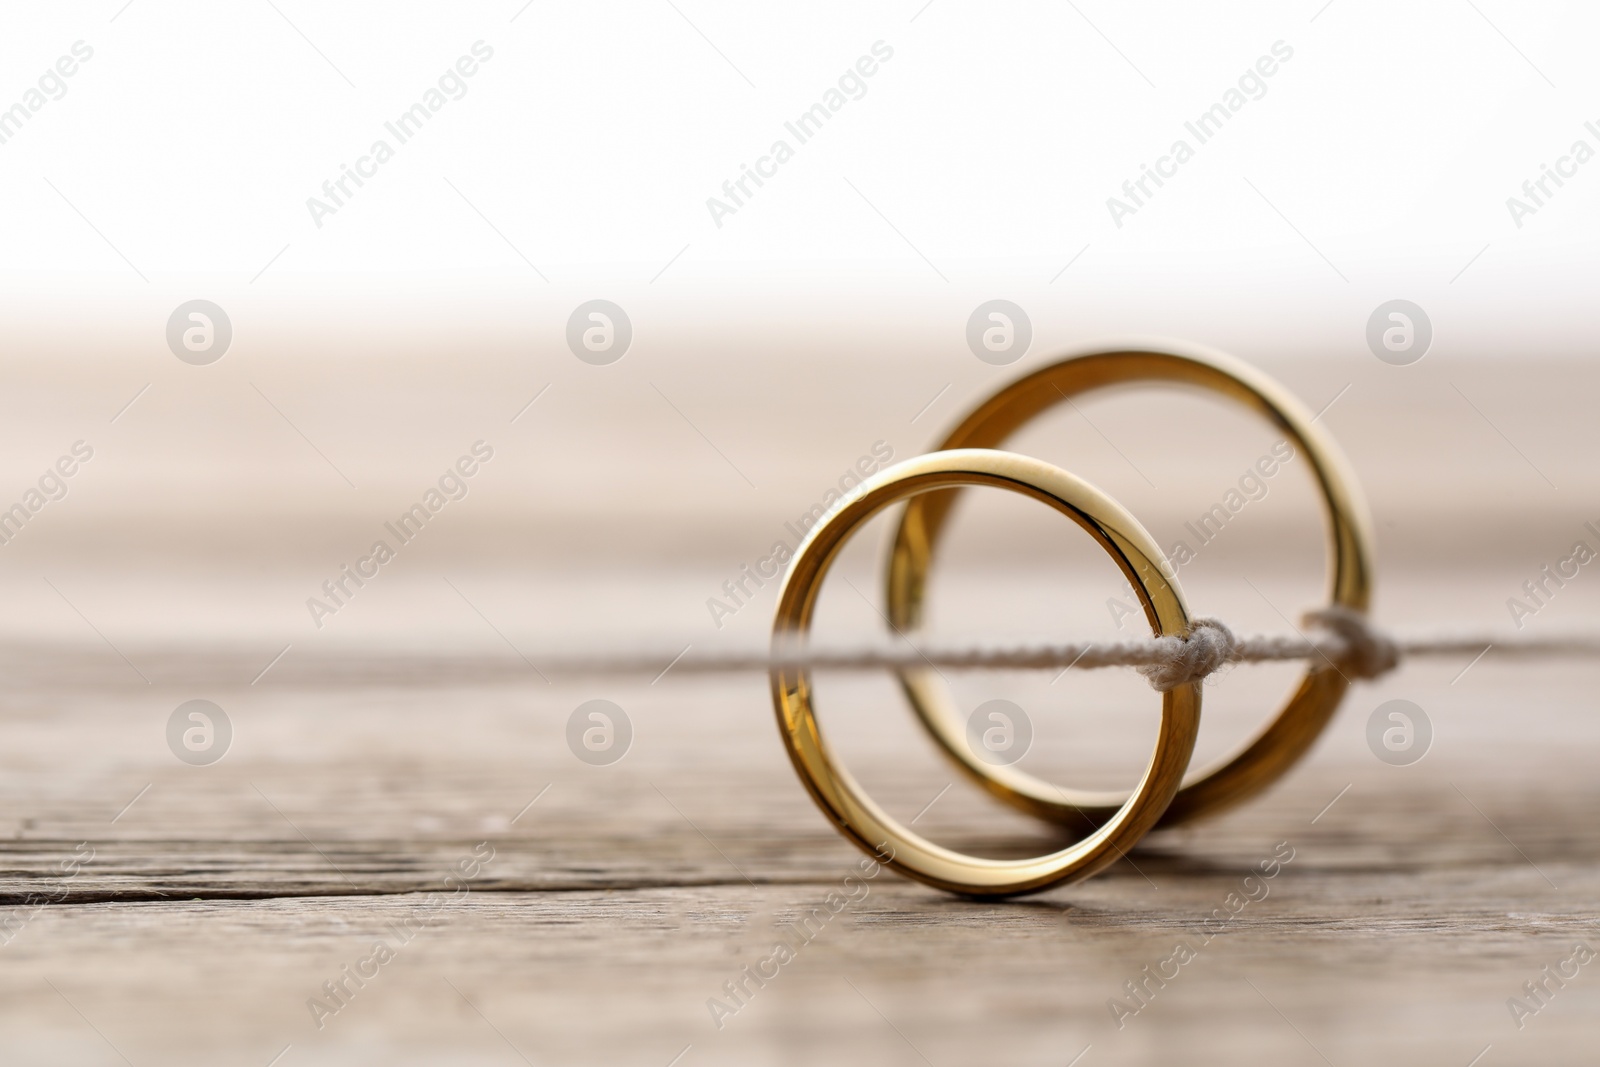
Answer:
xmin=886 ymin=344 xmax=1374 ymax=828
xmin=770 ymin=448 xmax=1200 ymax=897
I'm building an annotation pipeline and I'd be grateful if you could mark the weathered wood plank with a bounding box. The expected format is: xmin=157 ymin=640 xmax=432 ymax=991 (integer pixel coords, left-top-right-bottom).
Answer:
xmin=1 ymin=566 xmax=1597 ymax=1064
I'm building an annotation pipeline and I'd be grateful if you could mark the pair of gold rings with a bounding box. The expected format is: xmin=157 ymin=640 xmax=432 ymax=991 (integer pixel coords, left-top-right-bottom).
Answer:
xmin=769 ymin=343 xmax=1374 ymax=897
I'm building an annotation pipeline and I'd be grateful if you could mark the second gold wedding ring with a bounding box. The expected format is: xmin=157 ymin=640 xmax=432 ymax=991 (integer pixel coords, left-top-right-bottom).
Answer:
xmin=886 ymin=344 xmax=1374 ymax=828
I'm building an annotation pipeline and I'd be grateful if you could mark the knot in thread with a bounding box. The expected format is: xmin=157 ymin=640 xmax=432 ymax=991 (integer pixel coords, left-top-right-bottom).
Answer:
xmin=1138 ymin=617 xmax=1237 ymax=692
xmin=1303 ymin=606 xmax=1399 ymax=680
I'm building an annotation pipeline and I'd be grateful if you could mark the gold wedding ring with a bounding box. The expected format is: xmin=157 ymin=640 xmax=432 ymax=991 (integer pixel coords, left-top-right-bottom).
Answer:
xmin=770 ymin=449 xmax=1200 ymax=897
xmin=886 ymin=344 xmax=1374 ymax=828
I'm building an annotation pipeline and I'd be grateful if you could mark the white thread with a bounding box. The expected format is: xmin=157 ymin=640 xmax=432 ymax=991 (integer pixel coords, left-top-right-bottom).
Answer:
xmin=531 ymin=613 xmax=1600 ymax=690
xmin=1302 ymin=606 xmax=1400 ymax=681
xmin=1134 ymin=617 xmax=1238 ymax=692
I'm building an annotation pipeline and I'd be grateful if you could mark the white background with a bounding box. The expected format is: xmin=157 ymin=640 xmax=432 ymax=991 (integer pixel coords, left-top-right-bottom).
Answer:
xmin=1 ymin=1 xmax=1596 ymax=325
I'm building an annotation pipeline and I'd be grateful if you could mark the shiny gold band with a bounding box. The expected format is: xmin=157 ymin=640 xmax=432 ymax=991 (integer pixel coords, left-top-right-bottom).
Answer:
xmin=770 ymin=449 xmax=1200 ymax=897
xmin=885 ymin=344 xmax=1374 ymax=828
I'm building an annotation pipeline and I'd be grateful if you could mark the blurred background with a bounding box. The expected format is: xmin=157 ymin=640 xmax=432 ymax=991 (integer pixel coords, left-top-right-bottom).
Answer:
xmin=3 ymin=0 xmax=1596 ymax=641
xmin=3 ymin=2 xmax=1599 ymax=1064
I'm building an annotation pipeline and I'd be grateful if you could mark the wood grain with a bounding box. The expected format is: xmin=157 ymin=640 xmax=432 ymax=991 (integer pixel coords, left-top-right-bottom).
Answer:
xmin=2 ymin=580 xmax=1598 ymax=1067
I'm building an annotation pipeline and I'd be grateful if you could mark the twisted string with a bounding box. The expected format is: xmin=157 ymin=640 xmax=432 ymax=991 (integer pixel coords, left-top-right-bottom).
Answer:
xmin=530 ymin=608 xmax=1600 ymax=690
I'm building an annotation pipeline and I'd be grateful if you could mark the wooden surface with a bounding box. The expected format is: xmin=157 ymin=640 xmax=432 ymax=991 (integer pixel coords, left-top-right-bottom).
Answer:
xmin=2 ymin=560 xmax=1598 ymax=1067
xmin=4 ymin=7 xmax=1599 ymax=1053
